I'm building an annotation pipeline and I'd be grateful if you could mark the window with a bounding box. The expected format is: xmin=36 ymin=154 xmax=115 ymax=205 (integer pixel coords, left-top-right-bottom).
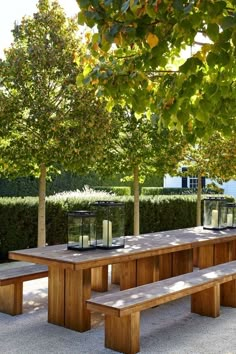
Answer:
xmin=189 ymin=176 xmax=198 ymax=189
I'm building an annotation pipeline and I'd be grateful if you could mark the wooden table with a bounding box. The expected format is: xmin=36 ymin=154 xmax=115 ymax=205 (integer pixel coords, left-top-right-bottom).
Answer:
xmin=8 ymin=226 xmax=236 ymax=332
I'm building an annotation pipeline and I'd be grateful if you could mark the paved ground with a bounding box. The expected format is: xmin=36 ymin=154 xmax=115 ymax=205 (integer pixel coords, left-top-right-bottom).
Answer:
xmin=1 ymin=262 xmax=236 ymax=354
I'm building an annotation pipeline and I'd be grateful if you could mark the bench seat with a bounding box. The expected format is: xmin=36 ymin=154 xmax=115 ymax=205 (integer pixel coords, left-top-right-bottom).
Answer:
xmin=0 ymin=264 xmax=48 ymax=315
xmin=87 ymin=261 xmax=236 ymax=354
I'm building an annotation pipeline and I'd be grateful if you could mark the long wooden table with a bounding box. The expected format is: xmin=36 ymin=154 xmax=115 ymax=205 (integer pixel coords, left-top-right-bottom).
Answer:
xmin=8 ymin=227 xmax=236 ymax=332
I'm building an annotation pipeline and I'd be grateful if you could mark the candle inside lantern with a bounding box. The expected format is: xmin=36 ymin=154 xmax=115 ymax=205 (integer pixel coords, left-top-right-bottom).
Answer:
xmin=80 ymin=235 xmax=89 ymax=247
xmin=227 ymin=213 xmax=233 ymax=227
xmin=211 ymin=209 xmax=218 ymax=228
xmin=102 ymin=220 xmax=112 ymax=246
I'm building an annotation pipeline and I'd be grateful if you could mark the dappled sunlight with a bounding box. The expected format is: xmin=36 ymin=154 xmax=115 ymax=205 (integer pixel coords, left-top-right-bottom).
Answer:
xmin=203 ymin=271 xmax=223 ymax=279
xmin=168 ymin=281 xmax=189 ymax=291
xmin=23 ymin=277 xmax=48 ymax=314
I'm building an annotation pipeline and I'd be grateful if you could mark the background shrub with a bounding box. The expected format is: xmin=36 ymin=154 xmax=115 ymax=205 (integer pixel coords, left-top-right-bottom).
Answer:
xmin=1 ymin=191 xmax=233 ymax=261
xmin=141 ymin=187 xmax=223 ymax=196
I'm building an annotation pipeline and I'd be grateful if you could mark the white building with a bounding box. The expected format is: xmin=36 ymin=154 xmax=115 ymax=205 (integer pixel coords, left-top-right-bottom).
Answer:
xmin=164 ymin=174 xmax=236 ymax=198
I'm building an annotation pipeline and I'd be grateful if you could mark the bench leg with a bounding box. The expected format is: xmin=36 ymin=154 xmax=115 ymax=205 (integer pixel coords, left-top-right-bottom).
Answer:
xmin=105 ymin=312 xmax=140 ymax=354
xmin=91 ymin=266 xmax=108 ymax=292
xmin=221 ymin=280 xmax=236 ymax=307
xmin=0 ymin=282 xmax=23 ymax=315
xmin=191 ymin=284 xmax=220 ymax=317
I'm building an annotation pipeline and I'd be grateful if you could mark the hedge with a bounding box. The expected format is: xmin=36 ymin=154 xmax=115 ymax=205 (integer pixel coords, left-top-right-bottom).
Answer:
xmin=93 ymin=186 xmax=131 ymax=196
xmin=0 ymin=194 xmax=232 ymax=261
xmin=141 ymin=187 xmax=223 ymax=196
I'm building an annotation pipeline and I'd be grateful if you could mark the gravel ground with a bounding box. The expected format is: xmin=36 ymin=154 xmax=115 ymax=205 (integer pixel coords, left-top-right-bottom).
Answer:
xmin=1 ymin=262 xmax=236 ymax=354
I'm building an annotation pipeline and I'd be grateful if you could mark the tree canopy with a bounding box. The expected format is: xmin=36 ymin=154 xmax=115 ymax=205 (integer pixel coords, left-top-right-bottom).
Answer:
xmin=0 ymin=0 xmax=111 ymax=245
xmin=76 ymin=0 xmax=236 ymax=140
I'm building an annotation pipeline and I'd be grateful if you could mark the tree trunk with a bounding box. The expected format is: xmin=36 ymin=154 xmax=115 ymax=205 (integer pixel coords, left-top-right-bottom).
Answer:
xmin=196 ymin=172 xmax=202 ymax=226
xmin=38 ymin=163 xmax=47 ymax=247
xmin=133 ymin=165 xmax=140 ymax=236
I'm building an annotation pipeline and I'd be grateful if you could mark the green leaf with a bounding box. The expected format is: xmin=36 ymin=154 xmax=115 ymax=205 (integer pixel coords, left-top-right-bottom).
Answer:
xmin=206 ymin=23 xmax=219 ymax=41
xmin=179 ymin=57 xmax=203 ymax=74
xmin=206 ymin=52 xmax=218 ymax=67
xmin=220 ymin=16 xmax=236 ymax=30
xmin=173 ymin=0 xmax=183 ymax=11
xmin=77 ymin=11 xmax=86 ymax=25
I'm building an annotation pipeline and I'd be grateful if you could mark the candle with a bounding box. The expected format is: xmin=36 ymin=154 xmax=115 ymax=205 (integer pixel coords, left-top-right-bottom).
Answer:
xmin=211 ymin=210 xmax=218 ymax=228
xmin=227 ymin=213 xmax=233 ymax=227
xmin=103 ymin=220 xmax=112 ymax=246
xmin=80 ymin=235 xmax=89 ymax=247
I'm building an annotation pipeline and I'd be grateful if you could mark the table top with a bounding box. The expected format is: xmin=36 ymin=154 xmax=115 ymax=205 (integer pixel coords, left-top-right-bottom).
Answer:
xmin=8 ymin=226 xmax=236 ymax=270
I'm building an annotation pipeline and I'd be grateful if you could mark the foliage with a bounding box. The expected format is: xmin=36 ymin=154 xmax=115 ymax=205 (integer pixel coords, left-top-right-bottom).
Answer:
xmin=76 ymin=0 xmax=236 ymax=139
xmin=0 ymin=194 xmax=207 ymax=261
xmin=96 ymin=106 xmax=186 ymax=181
xmin=141 ymin=187 xmax=224 ymax=196
xmin=0 ymin=0 xmax=111 ymax=246
xmin=0 ymin=0 xmax=111 ymax=178
xmin=178 ymin=132 xmax=236 ymax=181
xmin=50 ymin=185 xmax=114 ymax=200
xmin=93 ymin=186 xmax=131 ymax=196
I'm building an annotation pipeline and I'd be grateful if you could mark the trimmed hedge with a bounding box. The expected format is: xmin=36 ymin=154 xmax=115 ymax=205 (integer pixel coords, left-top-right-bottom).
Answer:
xmin=141 ymin=187 xmax=223 ymax=196
xmin=0 ymin=194 xmax=233 ymax=261
xmin=93 ymin=186 xmax=131 ymax=196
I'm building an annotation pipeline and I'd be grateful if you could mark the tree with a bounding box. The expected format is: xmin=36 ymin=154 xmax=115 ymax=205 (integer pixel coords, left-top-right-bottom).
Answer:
xmin=76 ymin=0 xmax=236 ymax=139
xmin=0 ymin=0 xmax=111 ymax=246
xmin=178 ymin=132 xmax=236 ymax=225
xmin=96 ymin=106 xmax=186 ymax=235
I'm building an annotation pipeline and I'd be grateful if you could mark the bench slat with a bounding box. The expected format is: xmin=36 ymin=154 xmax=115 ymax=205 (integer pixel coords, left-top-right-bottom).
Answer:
xmin=87 ymin=261 xmax=236 ymax=317
xmin=0 ymin=264 xmax=48 ymax=286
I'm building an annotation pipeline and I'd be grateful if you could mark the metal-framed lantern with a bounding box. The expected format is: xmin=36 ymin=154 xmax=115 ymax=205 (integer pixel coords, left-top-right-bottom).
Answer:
xmin=226 ymin=203 xmax=236 ymax=228
xmin=91 ymin=201 xmax=125 ymax=249
xmin=203 ymin=197 xmax=227 ymax=230
xmin=67 ymin=210 xmax=96 ymax=251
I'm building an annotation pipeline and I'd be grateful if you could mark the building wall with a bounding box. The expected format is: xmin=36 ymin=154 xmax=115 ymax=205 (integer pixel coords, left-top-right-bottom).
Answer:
xmin=164 ymin=175 xmax=236 ymax=198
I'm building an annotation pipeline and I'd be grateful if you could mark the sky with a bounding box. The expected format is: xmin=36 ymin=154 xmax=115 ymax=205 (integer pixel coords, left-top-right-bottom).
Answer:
xmin=0 ymin=0 xmax=79 ymax=58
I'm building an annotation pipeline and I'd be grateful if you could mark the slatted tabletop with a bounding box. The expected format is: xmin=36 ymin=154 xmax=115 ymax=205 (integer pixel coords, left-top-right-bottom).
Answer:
xmin=8 ymin=226 xmax=236 ymax=269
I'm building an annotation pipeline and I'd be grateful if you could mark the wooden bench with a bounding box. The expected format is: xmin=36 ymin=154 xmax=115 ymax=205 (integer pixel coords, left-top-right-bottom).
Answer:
xmin=0 ymin=264 xmax=48 ymax=315
xmin=87 ymin=261 xmax=236 ymax=354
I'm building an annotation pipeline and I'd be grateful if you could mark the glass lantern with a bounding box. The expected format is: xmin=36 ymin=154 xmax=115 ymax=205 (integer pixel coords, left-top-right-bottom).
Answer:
xmin=203 ymin=197 xmax=227 ymax=230
xmin=226 ymin=203 xmax=236 ymax=228
xmin=91 ymin=201 xmax=125 ymax=249
xmin=67 ymin=210 xmax=96 ymax=251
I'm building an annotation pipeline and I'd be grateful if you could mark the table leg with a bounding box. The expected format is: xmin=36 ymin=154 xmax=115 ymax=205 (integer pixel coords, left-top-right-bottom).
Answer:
xmin=136 ymin=256 xmax=159 ymax=286
xmin=48 ymin=266 xmax=65 ymax=327
xmin=111 ymin=264 xmax=120 ymax=285
xmin=193 ymin=248 xmax=199 ymax=267
xmin=172 ymin=249 xmax=193 ymax=276
xmin=214 ymin=241 xmax=232 ymax=265
xmin=159 ymin=254 xmax=172 ymax=280
xmin=198 ymin=245 xmax=214 ymax=269
xmin=65 ymin=268 xmax=91 ymax=332
xmin=120 ymin=260 xmax=137 ymax=290
xmin=48 ymin=266 xmax=91 ymax=332
xmin=232 ymin=240 xmax=236 ymax=260
xmin=91 ymin=266 xmax=108 ymax=292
